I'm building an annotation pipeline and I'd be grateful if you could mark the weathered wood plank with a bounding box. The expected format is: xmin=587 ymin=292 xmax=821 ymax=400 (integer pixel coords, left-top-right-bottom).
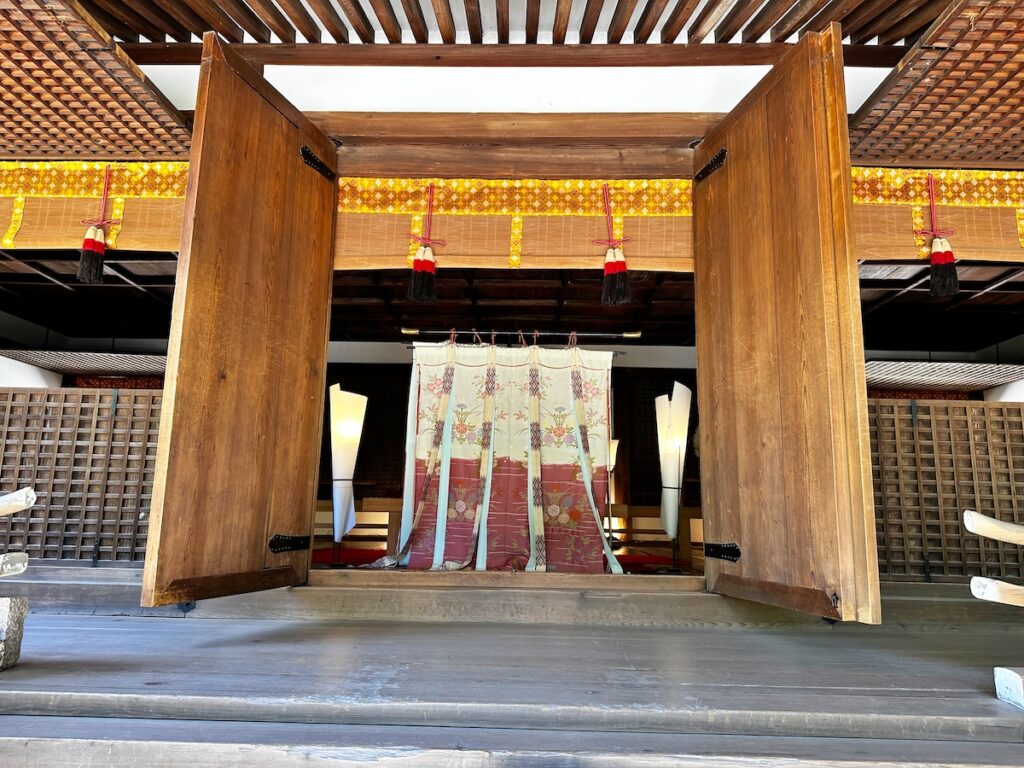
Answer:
xmin=694 ymin=24 xmax=879 ymax=623
xmin=141 ymin=33 xmax=336 ymax=607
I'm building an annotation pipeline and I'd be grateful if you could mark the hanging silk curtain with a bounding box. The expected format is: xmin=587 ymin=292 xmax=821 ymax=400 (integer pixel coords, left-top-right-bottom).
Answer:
xmin=395 ymin=340 xmax=621 ymax=573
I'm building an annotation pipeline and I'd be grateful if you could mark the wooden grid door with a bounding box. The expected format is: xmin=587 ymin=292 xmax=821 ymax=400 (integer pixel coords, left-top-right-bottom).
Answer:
xmin=0 ymin=388 xmax=160 ymax=561
xmin=871 ymin=399 xmax=1024 ymax=582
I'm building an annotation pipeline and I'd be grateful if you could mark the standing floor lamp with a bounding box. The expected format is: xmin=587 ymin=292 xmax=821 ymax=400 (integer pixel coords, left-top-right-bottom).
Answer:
xmin=656 ymin=382 xmax=692 ymax=568
xmin=329 ymin=385 xmax=367 ymax=544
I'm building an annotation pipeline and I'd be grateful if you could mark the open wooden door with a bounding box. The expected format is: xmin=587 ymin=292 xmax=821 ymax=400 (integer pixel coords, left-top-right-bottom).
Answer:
xmin=693 ymin=24 xmax=880 ymax=623
xmin=142 ymin=34 xmax=337 ymax=607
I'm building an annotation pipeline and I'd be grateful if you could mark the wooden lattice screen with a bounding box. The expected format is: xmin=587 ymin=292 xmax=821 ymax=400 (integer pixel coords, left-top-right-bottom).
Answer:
xmin=1 ymin=388 xmax=1023 ymax=581
xmin=871 ymin=399 xmax=1024 ymax=582
xmin=0 ymin=388 xmax=160 ymax=562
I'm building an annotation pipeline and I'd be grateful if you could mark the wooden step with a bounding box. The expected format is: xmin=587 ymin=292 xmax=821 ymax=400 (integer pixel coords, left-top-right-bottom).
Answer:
xmin=5 ymin=566 xmax=1024 ymax=629
xmin=4 ymin=717 xmax=1024 ymax=767
xmin=2 ymin=616 xmax=1023 ymax=745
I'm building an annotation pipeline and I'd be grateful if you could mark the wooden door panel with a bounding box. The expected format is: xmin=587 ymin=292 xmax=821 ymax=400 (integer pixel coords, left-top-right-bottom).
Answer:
xmin=142 ymin=34 xmax=337 ymax=607
xmin=694 ymin=24 xmax=880 ymax=623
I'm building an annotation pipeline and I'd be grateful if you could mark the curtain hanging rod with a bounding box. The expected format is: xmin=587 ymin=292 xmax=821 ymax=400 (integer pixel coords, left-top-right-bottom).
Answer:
xmin=400 ymin=328 xmax=642 ymax=340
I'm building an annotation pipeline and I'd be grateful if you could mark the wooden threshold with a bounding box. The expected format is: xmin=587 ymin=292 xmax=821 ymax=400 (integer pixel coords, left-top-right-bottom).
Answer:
xmin=306 ymin=569 xmax=706 ymax=592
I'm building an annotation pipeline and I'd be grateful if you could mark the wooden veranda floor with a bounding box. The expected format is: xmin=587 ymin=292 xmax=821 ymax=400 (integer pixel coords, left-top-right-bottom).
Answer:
xmin=0 ymin=614 xmax=1023 ymax=765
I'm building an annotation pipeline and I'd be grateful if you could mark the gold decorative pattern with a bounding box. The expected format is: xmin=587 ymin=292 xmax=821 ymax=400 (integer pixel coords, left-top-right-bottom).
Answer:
xmin=336 ymin=177 xmax=694 ymax=217
xmin=0 ymin=161 xmax=189 ymax=199
xmin=2 ymin=196 xmax=25 ymax=247
xmin=509 ymin=215 xmax=523 ymax=268
xmin=1017 ymin=209 xmax=1024 ymax=249
xmin=851 ymin=168 xmax=1024 ymax=208
xmin=910 ymin=205 xmax=929 ymax=257
xmin=106 ymin=197 xmax=126 ymax=249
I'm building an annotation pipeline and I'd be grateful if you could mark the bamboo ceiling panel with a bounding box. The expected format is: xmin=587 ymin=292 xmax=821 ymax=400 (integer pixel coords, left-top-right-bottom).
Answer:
xmin=866 ymin=361 xmax=1024 ymax=392
xmin=0 ymin=0 xmax=190 ymax=158
xmin=850 ymin=1 xmax=1024 ymax=168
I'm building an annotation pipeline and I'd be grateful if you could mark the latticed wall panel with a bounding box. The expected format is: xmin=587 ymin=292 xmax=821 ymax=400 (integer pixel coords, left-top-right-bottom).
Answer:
xmin=0 ymin=388 xmax=159 ymax=561
xmin=871 ymin=399 xmax=1024 ymax=581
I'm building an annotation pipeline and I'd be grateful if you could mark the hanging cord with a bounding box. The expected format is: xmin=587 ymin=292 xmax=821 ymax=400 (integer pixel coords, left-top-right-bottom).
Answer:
xmin=518 ymin=330 xmax=527 ymax=347
xmin=81 ymin=165 xmax=121 ymax=229
xmin=449 ymin=327 xmax=457 ymax=344
xmin=409 ymin=182 xmax=447 ymax=248
xmin=472 ymin=329 xmax=483 ymax=345
xmin=532 ymin=330 xmax=540 ymax=346
xmin=567 ymin=331 xmax=578 ymax=348
xmin=593 ymin=184 xmax=631 ymax=248
xmin=914 ymin=174 xmax=955 ymax=240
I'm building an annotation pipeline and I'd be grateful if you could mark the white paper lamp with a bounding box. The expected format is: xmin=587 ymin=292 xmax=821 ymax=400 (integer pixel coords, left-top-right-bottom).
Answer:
xmin=608 ymin=439 xmax=620 ymax=473
xmin=329 ymin=385 xmax=367 ymax=543
xmin=654 ymin=382 xmax=692 ymax=539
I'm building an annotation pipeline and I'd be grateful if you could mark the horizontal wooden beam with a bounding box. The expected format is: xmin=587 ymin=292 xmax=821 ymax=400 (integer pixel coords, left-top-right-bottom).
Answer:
xmin=121 ymin=42 xmax=907 ymax=67
xmin=336 ymin=143 xmax=694 ymax=178
xmin=308 ymin=112 xmax=725 ymax=146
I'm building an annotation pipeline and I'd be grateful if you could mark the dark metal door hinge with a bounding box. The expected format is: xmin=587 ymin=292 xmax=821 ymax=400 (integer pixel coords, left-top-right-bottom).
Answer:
xmin=269 ymin=534 xmax=311 ymax=554
xmin=300 ymin=145 xmax=336 ymax=181
xmin=704 ymin=542 xmax=742 ymax=562
xmin=694 ymin=148 xmax=727 ymax=183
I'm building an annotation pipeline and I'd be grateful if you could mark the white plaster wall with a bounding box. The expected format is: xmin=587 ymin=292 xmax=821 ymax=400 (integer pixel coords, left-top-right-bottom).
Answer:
xmin=0 ymin=357 xmax=61 ymax=388
xmin=984 ymin=380 xmax=1024 ymax=402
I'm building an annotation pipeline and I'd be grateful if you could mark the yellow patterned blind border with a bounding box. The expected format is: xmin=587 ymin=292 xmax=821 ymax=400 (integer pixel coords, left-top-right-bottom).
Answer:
xmin=2 ymin=162 xmax=1024 ymax=210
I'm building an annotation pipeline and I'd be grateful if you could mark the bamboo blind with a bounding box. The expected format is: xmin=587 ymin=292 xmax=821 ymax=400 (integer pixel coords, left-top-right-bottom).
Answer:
xmin=0 ymin=388 xmax=160 ymax=562
xmin=871 ymin=399 xmax=1024 ymax=581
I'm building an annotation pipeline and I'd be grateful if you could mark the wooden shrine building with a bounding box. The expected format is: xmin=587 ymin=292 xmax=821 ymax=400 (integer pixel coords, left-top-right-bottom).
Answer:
xmin=0 ymin=0 xmax=1023 ymax=630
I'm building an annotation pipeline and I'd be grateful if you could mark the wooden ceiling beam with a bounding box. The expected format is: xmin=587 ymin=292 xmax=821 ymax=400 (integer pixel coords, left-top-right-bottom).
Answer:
xmin=526 ymin=0 xmax=541 ymax=43
xmin=122 ymin=41 xmax=908 ymax=67
xmin=274 ymin=0 xmax=323 ymax=42
xmin=851 ymin=0 xmax=932 ymax=44
xmin=877 ymin=0 xmax=947 ymax=45
xmin=366 ymin=0 xmax=404 ymax=43
xmin=801 ymin=0 xmax=865 ymax=36
xmin=659 ymin=0 xmax=702 ymax=42
xmin=335 ymin=142 xmax=694 ymax=179
xmin=579 ymin=0 xmax=603 ymax=44
xmin=215 ymin=0 xmax=273 ymax=42
xmin=552 ymin=0 xmax=573 ymax=44
xmin=335 ymin=0 xmax=377 ymax=42
xmin=496 ymin=0 xmax=510 ymax=43
xmin=305 ymin=0 xmax=351 ymax=43
xmin=714 ymin=0 xmax=762 ymax=43
xmin=741 ymin=0 xmax=793 ymax=42
xmin=464 ymin=0 xmax=483 ymax=44
xmin=150 ymin=0 xmax=211 ymax=40
xmin=687 ymin=0 xmax=735 ymax=44
xmin=398 ymin=0 xmax=429 ymax=43
xmin=179 ymin=0 xmax=245 ymax=43
xmin=431 ymin=0 xmax=457 ymax=44
xmin=771 ymin=0 xmax=829 ymax=41
xmin=87 ymin=0 xmax=176 ymax=42
xmin=608 ymin=0 xmax=641 ymax=44
xmin=839 ymin=0 xmax=891 ymax=40
xmin=310 ymin=111 xmax=725 ymax=144
xmin=632 ymin=0 xmax=671 ymax=43
xmin=245 ymin=0 xmax=300 ymax=43
xmin=77 ymin=0 xmax=140 ymax=42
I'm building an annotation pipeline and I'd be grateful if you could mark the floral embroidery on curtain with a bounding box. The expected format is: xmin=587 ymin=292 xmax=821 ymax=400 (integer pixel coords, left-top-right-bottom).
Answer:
xmin=398 ymin=341 xmax=620 ymax=573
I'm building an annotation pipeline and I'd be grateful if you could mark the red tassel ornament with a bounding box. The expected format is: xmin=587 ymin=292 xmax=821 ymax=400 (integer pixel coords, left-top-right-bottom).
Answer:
xmin=407 ymin=183 xmax=443 ymax=303
xmin=78 ymin=225 xmax=106 ymax=284
xmin=595 ymin=184 xmax=631 ymax=307
xmin=929 ymin=236 xmax=958 ymax=298
xmin=78 ymin=165 xmax=119 ymax=285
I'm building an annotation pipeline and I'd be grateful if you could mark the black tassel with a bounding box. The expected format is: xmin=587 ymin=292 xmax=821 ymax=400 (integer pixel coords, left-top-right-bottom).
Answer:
xmin=407 ymin=246 xmax=437 ymax=303
xmin=78 ymin=225 xmax=105 ymax=284
xmin=612 ymin=247 xmax=631 ymax=305
xmin=601 ymin=248 xmax=615 ymax=306
xmin=929 ymin=237 xmax=958 ymax=298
